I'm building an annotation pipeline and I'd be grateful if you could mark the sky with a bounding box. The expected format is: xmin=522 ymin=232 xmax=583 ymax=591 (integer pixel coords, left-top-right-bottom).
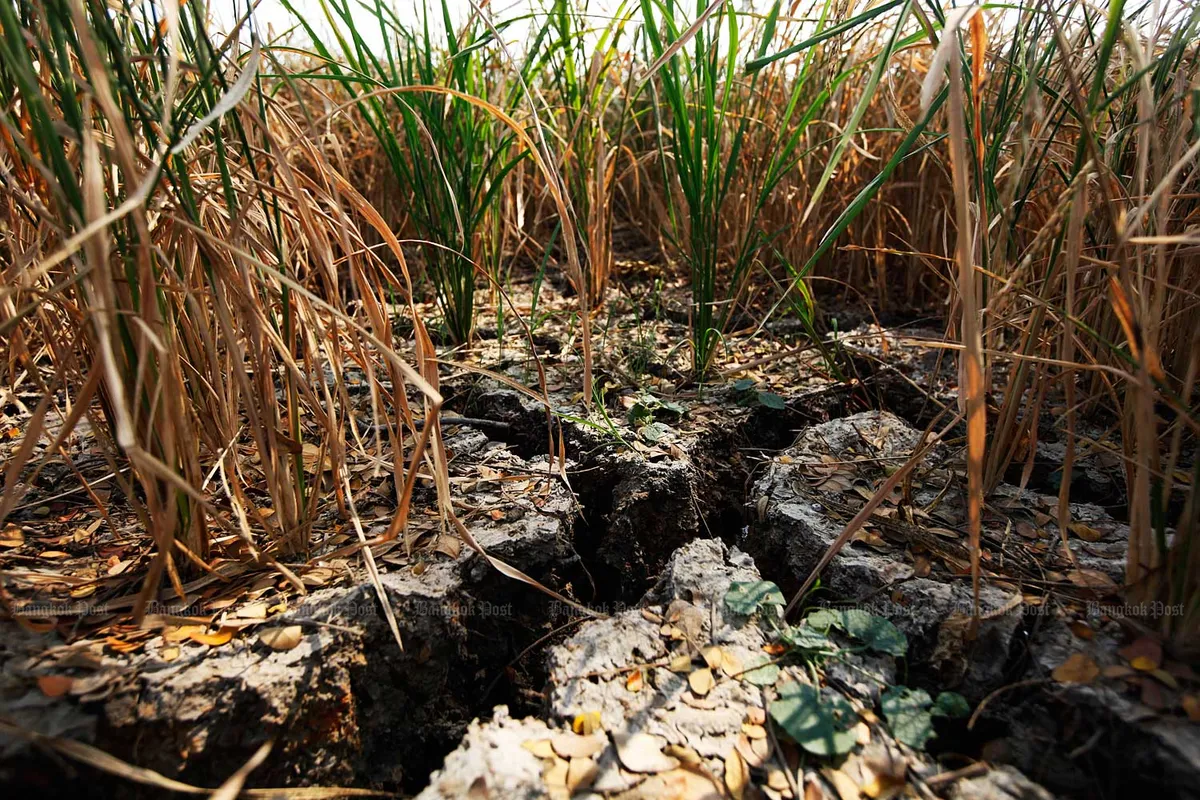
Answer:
xmin=212 ymin=0 xmax=623 ymax=53
xmin=210 ymin=0 xmax=1194 ymax=64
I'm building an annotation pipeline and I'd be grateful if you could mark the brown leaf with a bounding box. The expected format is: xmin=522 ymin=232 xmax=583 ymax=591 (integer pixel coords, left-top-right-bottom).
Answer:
xmin=1182 ymin=694 xmax=1200 ymax=722
xmin=1053 ymin=652 xmax=1100 ymax=684
xmin=0 ymin=525 xmax=24 ymax=548
xmin=1102 ymin=664 xmax=1135 ymax=679
xmin=1141 ymin=678 xmax=1167 ymax=710
xmin=37 ymin=675 xmax=74 ymax=697
xmin=669 ymin=653 xmax=694 ymax=673
xmin=823 ymin=768 xmax=862 ymax=800
xmin=626 ymin=669 xmax=644 ymax=693
xmin=1119 ymin=637 xmax=1162 ymax=671
xmin=741 ymin=723 xmax=767 ymax=740
xmin=1066 ymin=569 xmax=1118 ymax=593
xmin=734 ymin=733 xmax=771 ymax=769
xmin=1068 ymin=621 xmax=1094 ymax=640
xmin=1067 ymin=522 xmax=1103 ymax=542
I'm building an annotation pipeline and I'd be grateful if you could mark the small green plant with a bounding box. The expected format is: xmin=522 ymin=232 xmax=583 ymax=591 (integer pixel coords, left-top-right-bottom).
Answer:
xmin=732 ymin=379 xmax=786 ymax=410
xmin=723 ymin=581 xmax=969 ymax=755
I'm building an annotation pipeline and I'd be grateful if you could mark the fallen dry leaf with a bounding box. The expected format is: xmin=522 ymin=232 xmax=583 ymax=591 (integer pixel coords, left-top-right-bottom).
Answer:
xmin=735 ymin=733 xmax=771 ymax=768
xmin=702 ymin=645 xmax=723 ymax=670
xmin=626 ymin=669 xmax=644 ymax=693
xmin=572 ymin=711 xmax=602 ymax=735
xmin=551 ymin=732 xmax=606 ymax=759
xmin=719 ymin=649 xmax=743 ymax=678
xmin=37 ymin=675 xmax=74 ymax=697
xmin=522 ymin=739 xmax=555 ymax=759
xmin=234 ymin=602 xmax=269 ymax=620
xmin=823 ymin=767 xmax=861 ymax=800
xmin=189 ymin=627 xmax=235 ymax=646
xmin=1067 ymin=521 xmax=1103 ymax=542
xmin=669 ymin=653 xmax=694 ymax=673
xmin=1066 ymin=569 xmax=1118 ymax=593
xmin=741 ymin=722 xmax=767 ymax=740
xmin=1102 ymin=664 xmax=1135 ymax=679
xmin=663 ymin=744 xmax=703 ymax=766
xmin=1068 ymin=621 xmax=1094 ymax=640
xmin=1053 ymin=652 xmax=1100 ymax=684
xmin=1142 ymin=678 xmax=1167 ymax=710
xmin=258 ymin=625 xmax=303 ymax=651
xmin=1119 ymin=637 xmax=1163 ymax=672
xmin=638 ymin=768 xmax=723 ymax=800
xmin=613 ymin=732 xmax=679 ymax=774
xmin=724 ymin=748 xmax=748 ymax=800
xmin=544 ymin=756 xmax=569 ymax=787
xmin=1182 ymin=694 xmax=1200 ymax=722
xmin=688 ymin=667 xmax=715 ymax=697
xmin=566 ymin=757 xmax=598 ymax=792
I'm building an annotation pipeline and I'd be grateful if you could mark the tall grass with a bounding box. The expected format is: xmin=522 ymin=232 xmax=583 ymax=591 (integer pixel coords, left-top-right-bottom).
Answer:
xmin=0 ymin=0 xmax=441 ymax=619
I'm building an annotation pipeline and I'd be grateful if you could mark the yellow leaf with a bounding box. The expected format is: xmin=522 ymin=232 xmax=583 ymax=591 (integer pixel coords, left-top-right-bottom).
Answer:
xmin=720 ymin=648 xmax=743 ymax=678
xmin=571 ymin=711 xmax=602 ymax=735
xmin=688 ymin=667 xmax=715 ymax=697
xmin=625 ymin=669 xmax=644 ymax=693
xmin=702 ymin=645 xmax=723 ymax=670
xmin=188 ymin=627 xmax=235 ymax=647
xmin=0 ymin=525 xmax=24 ymax=548
xmin=724 ymin=748 xmax=748 ymax=800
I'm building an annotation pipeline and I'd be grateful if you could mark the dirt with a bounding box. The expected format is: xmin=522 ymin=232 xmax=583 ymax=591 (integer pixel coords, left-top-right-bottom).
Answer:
xmin=1 ymin=297 xmax=1197 ymax=798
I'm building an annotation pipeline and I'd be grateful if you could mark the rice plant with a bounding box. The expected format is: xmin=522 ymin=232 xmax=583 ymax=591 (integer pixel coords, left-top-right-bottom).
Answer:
xmin=295 ymin=0 xmax=525 ymax=344
xmin=638 ymin=0 xmax=912 ymax=376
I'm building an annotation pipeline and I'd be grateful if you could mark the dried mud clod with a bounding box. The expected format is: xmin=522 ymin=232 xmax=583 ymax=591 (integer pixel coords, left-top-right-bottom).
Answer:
xmin=0 ymin=446 xmax=579 ymax=795
xmin=419 ymin=538 xmax=1057 ymax=800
